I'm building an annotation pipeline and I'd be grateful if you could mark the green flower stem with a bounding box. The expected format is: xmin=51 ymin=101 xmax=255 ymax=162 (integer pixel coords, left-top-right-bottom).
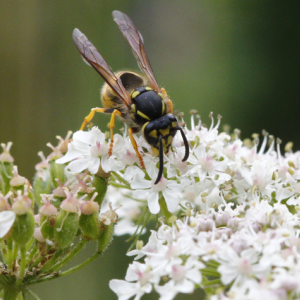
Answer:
xmin=127 ymin=208 xmax=151 ymax=252
xmin=25 ymin=244 xmax=38 ymax=267
xmin=25 ymin=288 xmax=41 ymax=300
xmin=25 ymin=238 xmax=34 ymax=253
xmin=27 ymin=240 xmax=103 ymax=286
xmin=202 ymin=278 xmax=222 ymax=287
xmin=111 ymin=171 xmax=130 ymax=186
xmin=28 ymin=255 xmax=43 ymax=272
xmin=206 ymin=260 xmax=220 ymax=269
xmin=3 ymin=284 xmax=20 ymax=300
xmin=12 ymin=243 xmax=18 ymax=264
xmin=17 ymin=246 xmax=27 ymax=284
xmin=6 ymin=239 xmax=13 ymax=271
xmin=46 ymin=238 xmax=88 ymax=273
xmin=159 ymin=196 xmax=172 ymax=221
xmin=38 ymin=249 xmax=64 ymax=274
xmin=0 ymin=241 xmax=7 ymax=266
xmin=110 ymin=183 xmax=131 ymax=190
xmin=201 ymin=268 xmax=220 ymax=277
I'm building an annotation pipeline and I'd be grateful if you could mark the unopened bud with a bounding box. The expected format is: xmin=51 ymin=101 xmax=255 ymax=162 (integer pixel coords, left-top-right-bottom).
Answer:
xmin=54 ymin=211 xmax=79 ymax=248
xmin=11 ymin=210 xmax=35 ymax=246
xmin=100 ymin=203 xmax=120 ymax=225
xmin=288 ymin=167 xmax=295 ymax=176
xmin=92 ymin=175 xmax=109 ymax=207
xmin=136 ymin=240 xmax=144 ymax=250
xmin=49 ymin=161 xmax=66 ymax=189
xmin=10 ymin=166 xmax=27 ymax=188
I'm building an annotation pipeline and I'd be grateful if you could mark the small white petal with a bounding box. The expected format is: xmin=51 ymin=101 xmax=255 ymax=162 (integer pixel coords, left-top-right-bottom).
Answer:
xmin=0 ymin=211 xmax=16 ymax=238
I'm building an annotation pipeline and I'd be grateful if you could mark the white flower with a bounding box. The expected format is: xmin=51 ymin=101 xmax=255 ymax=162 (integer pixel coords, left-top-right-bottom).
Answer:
xmin=131 ymin=171 xmax=182 ymax=214
xmin=0 ymin=211 xmax=15 ymax=238
xmin=56 ymin=127 xmax=125 ymax=174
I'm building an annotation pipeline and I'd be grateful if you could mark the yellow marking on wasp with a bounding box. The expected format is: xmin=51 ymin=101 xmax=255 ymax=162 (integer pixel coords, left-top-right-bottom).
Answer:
xmin=158 ymin=92 xmax=163 ymax=99
xmin=151 ymin=146 xmax=159 ymax=156
xmin=131 ymin=91 xmax=140 ymax=99
xmin=137 ymin=110 xmax=151 ymax=120
xmin=149 ymin=130 xmax=157 ymax=138
xmin=131 ymin=104 xmax=136 ymax=113
xmin=159 ymin=126 xmax=170 ymax=136
xmin=142 ymin=122 xmax=150 ymax=134
xmin=167 ymin=135 xmax=173 ymax=145
xmin=161 ymin=139 xmax=166 ymax=146
xmin=162 ymin=101 xmax=165 ymax=115
xmin=172 ymin=121 xmax=177 ymax=128
xmin=146 ymin=87 xmax=152 ymax=91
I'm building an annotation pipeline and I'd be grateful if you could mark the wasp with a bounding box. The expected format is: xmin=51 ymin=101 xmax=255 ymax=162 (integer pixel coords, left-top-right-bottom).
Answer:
xmin=72 ymin=10 xmax=189 ymax=184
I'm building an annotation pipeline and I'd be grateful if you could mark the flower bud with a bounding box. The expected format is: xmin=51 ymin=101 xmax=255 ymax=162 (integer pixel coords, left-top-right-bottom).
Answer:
xmin=11 ymin=210 xmax=35 ymax=246
xmin=92 ymin=175 xmax=108 ymax=206
xmin=34 ymin=227 xmax=46 ymax=243
xmin=40 ymin=215 xmax=56 ymax=240
xmin=100 ymin=203 xmax=120 ymax=225
xmin=79 ymin=213 xmax=101 ymax=240
xmin=33 ymin=169 xmax=52 ymax=206
xmin=49 ymin=161 xmax=66 ymax=189
xmin=54 ymin=210 xmax=79 ymax=248
xmin=98 ymin=223 xmax=114 ymax=253
xmin=10 ymin=166 xmax=27 ymax=189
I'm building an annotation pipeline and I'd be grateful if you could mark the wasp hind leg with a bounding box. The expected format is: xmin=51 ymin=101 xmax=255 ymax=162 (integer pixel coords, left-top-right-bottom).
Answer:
xmin=80 ymin=107 xmax=122 ymax=156
xmin=128 ymin=128 xmax=145 ymax=169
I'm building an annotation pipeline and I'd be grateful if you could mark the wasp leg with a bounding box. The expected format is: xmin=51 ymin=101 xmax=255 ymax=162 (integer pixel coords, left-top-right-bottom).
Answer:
xmin=108 ymin=109 xmax=122 ymax=156
xmin=161 ymin=88 xmax=173 ymax=114
xmin=80 ymin=107 xmax=114 ymax=130
xmin=128 ymin=128 xmax=145 ymax=169
xmin=80 ymin=107 xmax=121 ymax=157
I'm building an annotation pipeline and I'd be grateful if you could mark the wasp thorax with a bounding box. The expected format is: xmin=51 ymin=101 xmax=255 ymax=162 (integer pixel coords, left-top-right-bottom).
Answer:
xmin=130 ymin=87 xmax=165 ymax=125
xmin=143 ymin=114 xmax=178 ymax=156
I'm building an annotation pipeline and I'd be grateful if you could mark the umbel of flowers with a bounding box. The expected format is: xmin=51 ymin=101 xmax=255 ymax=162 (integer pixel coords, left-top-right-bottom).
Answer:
xmin=0 ymin=136 xmax=117 ymax=299
xmin=1 ymin=111 xmax=300 ymax=299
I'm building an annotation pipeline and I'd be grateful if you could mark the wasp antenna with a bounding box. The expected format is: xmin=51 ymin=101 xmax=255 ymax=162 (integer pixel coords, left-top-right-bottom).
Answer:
xmin=154 ymin=136 xmax=164 ymax=185
xmin=177 ymin=127 xmax=189 ymax=162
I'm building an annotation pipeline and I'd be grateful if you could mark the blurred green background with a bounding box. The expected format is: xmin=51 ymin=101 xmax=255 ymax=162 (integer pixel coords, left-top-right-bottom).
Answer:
xmin=1 ymin=1 xmax=300 ymax=299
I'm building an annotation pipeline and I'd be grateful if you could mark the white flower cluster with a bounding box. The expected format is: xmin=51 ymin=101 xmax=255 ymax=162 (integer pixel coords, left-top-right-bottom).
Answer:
xmin=57 ymin=113 xmax=300 ymax=299
xmin=110 ymin=200 xmax=300 ymax=300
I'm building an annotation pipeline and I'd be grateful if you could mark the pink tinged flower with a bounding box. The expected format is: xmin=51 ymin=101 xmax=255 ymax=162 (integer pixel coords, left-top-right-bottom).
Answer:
xmin=128 ymin=231 xmax=162 ymax=260
xmin=0 ymin=211 xmax=15 ymax=238
xmin=10 ymin=166 xmax=27 ymax=187
xmin=132 ymin=173 xmax=181 ymax=214
xmin=100 ymin=202 xmax=120 ymax=225
xmin=217 ymin=247 xmax=263 ymax=286
xmin=60 ymin=188 xmax=80 ymax=213
xmin=0 ymin=192 xmax=12 ymax=211
xmin=0 ymin=142 xmax=14 ymax=163
xmin=35 ymin=151 xmax=50 ymax=181
xmin=109 ymin=280 xmax=152 ymax=300
xmin=110 ymin=262 xmax=153 ymax=300
xmin=80 ymin=192 xmax=99 ymax=215
xmin=12 ymin=189 xmax=32 ymax=215
xmin=39 ymin=195 xmax=57 ymax=216
xmin=122 ymin=149 xmax=139 ymax=166
xmin=34 ymin=227 xmax=46 ymax=243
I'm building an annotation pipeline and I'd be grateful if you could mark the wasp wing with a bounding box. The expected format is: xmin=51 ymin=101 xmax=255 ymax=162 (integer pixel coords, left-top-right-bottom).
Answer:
xmin=112 ymin=10 xmax=160 ymax=93
xmin=72 ymin=28 xmax=131 ymax=107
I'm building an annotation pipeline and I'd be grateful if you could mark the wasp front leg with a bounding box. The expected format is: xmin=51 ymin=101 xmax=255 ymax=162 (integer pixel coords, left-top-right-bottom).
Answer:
xmin=80 ymin=107 xmax=121 ymax=156
xmin=128 ymin=128 xmax=145 ymax=169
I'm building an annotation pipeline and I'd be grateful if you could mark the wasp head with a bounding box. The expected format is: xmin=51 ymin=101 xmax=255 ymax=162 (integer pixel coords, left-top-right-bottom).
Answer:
xmin=142 ymin=114 xmax=189 ymax=184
